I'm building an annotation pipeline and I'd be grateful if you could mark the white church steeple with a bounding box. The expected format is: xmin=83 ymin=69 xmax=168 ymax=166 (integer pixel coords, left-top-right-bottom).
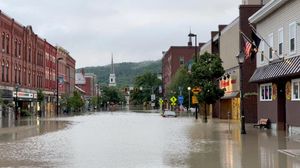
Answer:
xmin=109 ymin=54 xmax=116 ymax=87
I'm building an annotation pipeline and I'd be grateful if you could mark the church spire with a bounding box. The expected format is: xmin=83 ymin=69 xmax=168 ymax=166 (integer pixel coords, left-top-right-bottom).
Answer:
xmin=111 ymin=53 xmax=115 ymax=74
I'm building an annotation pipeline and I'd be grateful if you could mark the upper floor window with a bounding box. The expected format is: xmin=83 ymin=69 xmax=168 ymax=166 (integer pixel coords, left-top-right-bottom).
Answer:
xmin=260 ymin=83 xmax=272 ymax=101
xmin=278 ymin=28 xmax=283 ymax=57
xmin=292 ymin=79 xmax=300 ymax=101
xmin=289 ymin=22 xmax=297 ymax=54
xmin=268 ymin=33 xmax=273 ymax=60
xmin=260 ymin=42 xmax=265 ymax=63
xmin=1 ymin=33 xmax=5 ymax=52
xmin=6 ymin=35 xmax=9 ymax=54
xmin=18 ymin=41 xmax=21 ymax=57
xmin=14 ymin=39 xmax=18 ymax=57
xmin=179 ymin=57 xmax=184 ymax=66
xmin=28 ymin=46 xmax=31 ymax=62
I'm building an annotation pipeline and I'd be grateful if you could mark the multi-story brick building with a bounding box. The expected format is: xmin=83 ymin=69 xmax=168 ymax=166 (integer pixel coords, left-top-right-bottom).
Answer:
xmin=0 ymin=10 xmax=76 ymax=117
xmin=162 ymin=39 xmax=198 ymax=96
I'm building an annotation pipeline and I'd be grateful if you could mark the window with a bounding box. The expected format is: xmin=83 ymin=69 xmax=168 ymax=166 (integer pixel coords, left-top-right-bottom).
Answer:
xmin=260 ymin=42 xmax=265 ymax=63
xmin=6 ymin=35 xmax=9 ymax=54
xmin=292 ymin=79 xmax=300 ymax=100
xmin=289 ymin=22 xmax=296 ymax=54
xmin=28 ymin=46 xmax=31 ymax=62
xmin=1 ymin=63 xmax=4 ymax=82
xmin=14 ymin=66 xmax=17 ymax=83
xmin=28 ymin=72 xmax=31 ymax=85
xmin=278 ymin=28 xmax=283 ymax=56
xmin=260 ymin=83 xmax=272 ymax=101
xmin=18 ymin=68 xmax=21 ymax=84
xmin=14 ymin=39 xmax=17 ymax=57
xmin=179 ymin=57 xmax=184 ymax=65
xmin=268 ymin=33 xmax=273 ymax=60
xmin=18 ymin=41 xmax=21 ymax=56
xmin=1 ymin=33 xmax=4 ymax=51
xmin=6 ymin=64 xmax=9 ymax=82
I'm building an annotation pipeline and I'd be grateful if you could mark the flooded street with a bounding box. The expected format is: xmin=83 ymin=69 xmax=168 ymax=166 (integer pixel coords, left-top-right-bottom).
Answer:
xmin=0 ymin=111 xmax=300 ymax=168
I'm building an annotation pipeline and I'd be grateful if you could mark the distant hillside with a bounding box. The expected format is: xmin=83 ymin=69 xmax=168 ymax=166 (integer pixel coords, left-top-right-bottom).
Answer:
xmin=77 ymin=60 xmax=162 ymax=87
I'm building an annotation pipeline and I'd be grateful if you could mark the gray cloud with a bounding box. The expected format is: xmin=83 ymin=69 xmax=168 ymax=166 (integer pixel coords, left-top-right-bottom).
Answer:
xmin=0 ymin=0 xmax=241 ymax=68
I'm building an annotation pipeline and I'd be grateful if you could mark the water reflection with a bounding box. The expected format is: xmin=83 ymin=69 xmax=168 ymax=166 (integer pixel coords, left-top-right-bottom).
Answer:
xmin=0 ymin=112 xmax=300 ymax=167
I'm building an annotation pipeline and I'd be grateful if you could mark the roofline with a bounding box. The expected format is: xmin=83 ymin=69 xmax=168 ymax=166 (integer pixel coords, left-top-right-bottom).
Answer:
xmin=249 ymin=0 xmax=288 ymax=24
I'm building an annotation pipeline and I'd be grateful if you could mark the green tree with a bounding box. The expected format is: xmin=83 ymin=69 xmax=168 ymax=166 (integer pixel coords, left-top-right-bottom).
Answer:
xmin=68 ymin=91 xmax=85 ymax=112
xmin=101 ymin=86 xmax=125 ymax=105
xmin=130 ymin=72 xmax=162 ymax=106
xmin=166 ymin=66 xmax=191 ymax=108
xmin=191 ymin=52 xmax=225 ymax=122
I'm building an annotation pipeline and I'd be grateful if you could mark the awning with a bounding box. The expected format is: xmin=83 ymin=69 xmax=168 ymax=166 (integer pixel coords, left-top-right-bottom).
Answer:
xmin=221 ymin=91 xmax=239 ymax=99
xmin=249 ymin=56 xmax=300 ymax=83
xmin=75 ymin=85 xmax=86 ymax=94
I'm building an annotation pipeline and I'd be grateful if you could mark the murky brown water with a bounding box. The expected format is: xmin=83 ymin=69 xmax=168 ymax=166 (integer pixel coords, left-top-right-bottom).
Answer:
xmin=0 ymin=112 xmax=300 ymax=168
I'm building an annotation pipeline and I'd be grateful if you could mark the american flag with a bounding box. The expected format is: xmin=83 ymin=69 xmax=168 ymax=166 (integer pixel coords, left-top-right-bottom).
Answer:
xmin=242 ymin=34 xmax=252 ymax=60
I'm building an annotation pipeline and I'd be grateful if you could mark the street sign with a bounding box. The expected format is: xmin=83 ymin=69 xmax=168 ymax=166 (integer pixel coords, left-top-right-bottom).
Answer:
xmin=178 ymin=96 xmax=184 ymax=105
xmin=159 ymin=98 xmax=164 ymax=105
xmin=170 ymin=96 xmax=177 ymax=103
xmin=192 ymin=96 xmax=198 ymax=104
xmin=171 ymin=102 xmax=176 ymax=106
xmin=151 ymin=94 xmax=156 ymax=101
xmin=192 ymin=87 xmax=201 ymax=94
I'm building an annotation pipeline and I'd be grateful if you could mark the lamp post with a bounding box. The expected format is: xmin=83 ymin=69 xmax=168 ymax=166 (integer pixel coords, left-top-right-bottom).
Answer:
xmin=187 ymin=87 xmax=191 ymax=111
xmin=188 ymin=32 xmax=198 ymax=62
xmin=188 ymin=32 xmax=198 ymax=119
xmin=236 ymin=52 xmax=246 ymax=134
xmin=15 ymin=85 xmax=19 ymax=120
xmin=56 ymin=57 xmax=63 ymax=116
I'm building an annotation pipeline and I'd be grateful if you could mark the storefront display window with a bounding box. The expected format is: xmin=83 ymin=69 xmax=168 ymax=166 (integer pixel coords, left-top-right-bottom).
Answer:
xmin=292 ymin=79 xmax=300 ymax=100
xmin=260 ymin=83 xmax=272 ymax=101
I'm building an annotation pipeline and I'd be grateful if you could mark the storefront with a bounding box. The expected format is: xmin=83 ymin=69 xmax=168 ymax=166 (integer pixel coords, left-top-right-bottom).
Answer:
xmin=250 ymin=56 xmax=300 ymax=131
xmin=13 ymin=91 xmax=37 ymax=115
xmin=218 ymin=69 xmax=240 ymax=120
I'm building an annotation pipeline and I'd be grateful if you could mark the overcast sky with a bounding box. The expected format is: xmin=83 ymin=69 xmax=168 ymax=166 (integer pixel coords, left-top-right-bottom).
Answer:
xmin=0 ymin=0 xmax=241 ymax=68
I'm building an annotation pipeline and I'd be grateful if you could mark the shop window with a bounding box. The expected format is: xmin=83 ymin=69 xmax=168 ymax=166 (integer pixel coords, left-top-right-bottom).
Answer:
xmin=260 ymin=83 xmax=272 ymax=101
xmin=289 ymin=22 xmax=296 ymax=54
xmin=292 ymin=79 xmax=300 ymax=101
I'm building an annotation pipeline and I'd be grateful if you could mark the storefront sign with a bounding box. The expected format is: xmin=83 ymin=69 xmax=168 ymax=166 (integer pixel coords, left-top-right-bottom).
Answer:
xmin=13 ymin=92 xmax=34 ymax=99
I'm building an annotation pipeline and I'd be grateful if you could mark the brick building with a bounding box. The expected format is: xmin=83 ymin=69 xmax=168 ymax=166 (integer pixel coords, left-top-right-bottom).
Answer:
xmin=0 ymin=10 xmax=76 ymax=117
xmin=162 ymin=39 xmax=198 ymax=96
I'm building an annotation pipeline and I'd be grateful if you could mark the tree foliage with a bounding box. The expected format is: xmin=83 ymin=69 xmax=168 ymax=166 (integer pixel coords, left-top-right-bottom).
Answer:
xmin=130 ymin=72 xmax=162 ymax=105
xmin=37 ymin=89 xmax=44 ymax=103
xmin=166 ymin=66 xmax=191 ymax=107
xmin=101 ymin=86 xmax=125 ymax=104
xmin=66 ymin=91 xmax=85 ymax=112
xmin=191 ymin=52 xmax=225 ymax=104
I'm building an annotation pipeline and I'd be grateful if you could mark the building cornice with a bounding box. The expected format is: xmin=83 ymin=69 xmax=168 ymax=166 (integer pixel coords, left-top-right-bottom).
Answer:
xmin=249 ymin=0 xmax=288 ymax=24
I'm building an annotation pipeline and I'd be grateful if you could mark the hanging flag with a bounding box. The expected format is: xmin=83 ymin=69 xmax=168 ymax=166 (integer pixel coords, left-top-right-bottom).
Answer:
xmin=242 ymin=33 xmax=252 ymax=60
xmin=250 ymin=29 xmax=262 ymax=60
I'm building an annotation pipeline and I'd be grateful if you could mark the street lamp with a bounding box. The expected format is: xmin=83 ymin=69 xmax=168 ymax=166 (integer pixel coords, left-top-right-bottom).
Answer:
xmin=188 ymin=32 xmax=198 ymax=62
xmin=187 ymin=87 xmax=191 ymax=111
xmin=236 ymin=52 xmax=246 ymax=134
xmin=15 ymin=85 xmax=19 ymax=120
xmin=56 ymin=57 xmax=63 ymax=116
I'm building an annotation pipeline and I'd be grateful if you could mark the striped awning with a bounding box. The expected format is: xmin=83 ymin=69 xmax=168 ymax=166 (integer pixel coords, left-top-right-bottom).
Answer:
xmin=250 ymin=56 xmax=300 ymax=83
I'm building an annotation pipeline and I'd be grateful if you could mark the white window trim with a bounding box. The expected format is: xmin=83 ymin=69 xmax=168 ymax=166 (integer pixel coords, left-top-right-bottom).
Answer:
xmin=260 ymin=83 xmax=272 ymax=102
xmin=278 ymin=27 xmax=283 ymax=57
xmin=289 ymin=22 xmax=297 ymax=56
xmin=292 ymin=78 xmax=300 ymax=101
xmin=268 ymin=33 xmax=274 ymax=61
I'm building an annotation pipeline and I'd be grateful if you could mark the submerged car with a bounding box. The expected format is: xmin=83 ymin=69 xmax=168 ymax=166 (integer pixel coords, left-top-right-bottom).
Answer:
xmin=162 ymin=110 xmax=177 ymax=117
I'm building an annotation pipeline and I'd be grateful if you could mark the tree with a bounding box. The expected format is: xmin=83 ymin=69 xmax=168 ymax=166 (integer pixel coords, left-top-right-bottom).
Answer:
xmin=67 ymin=91 xmax=85 ymax=112
xmin=101 ymin=86 xmax=125 ymax=105
xmin=191 ymin=52 xmax=225 ymax=122
xmin=166 ymin=66 xmax=191 ymax=108
xmin=130 ymin=72 xmax=162 ymax=106
xmin=37 ymin=89 xmax=45 ymax=116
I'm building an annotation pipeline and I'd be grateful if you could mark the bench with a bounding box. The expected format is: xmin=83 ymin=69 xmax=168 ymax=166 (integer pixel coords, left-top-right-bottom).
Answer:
xmin=253 ymin=118 xmax=270 ymax=129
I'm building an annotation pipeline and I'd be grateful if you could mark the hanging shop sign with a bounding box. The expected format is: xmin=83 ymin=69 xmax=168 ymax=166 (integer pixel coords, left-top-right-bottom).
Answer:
xmin=13 ymin=92 xmax=34 ymax=99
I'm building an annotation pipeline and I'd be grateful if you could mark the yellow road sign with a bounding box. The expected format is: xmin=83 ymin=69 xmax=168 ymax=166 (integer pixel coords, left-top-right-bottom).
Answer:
xmin=192 ymin=87 xmax=201 ymax=94
xmin=192 ymin=96 xmax=198 ymax=104
xmin=159 ymin=99 xmax=164 ymax=105
xmin=171 ymin=102 xmax=176 ymax=106
xmin=170 ymin=96 xmax=177 ymax=103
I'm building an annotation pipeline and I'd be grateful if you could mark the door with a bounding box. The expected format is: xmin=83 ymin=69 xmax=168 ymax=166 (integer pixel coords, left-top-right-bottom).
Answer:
xmin=277 ymin=81 xmax=286 ymax=130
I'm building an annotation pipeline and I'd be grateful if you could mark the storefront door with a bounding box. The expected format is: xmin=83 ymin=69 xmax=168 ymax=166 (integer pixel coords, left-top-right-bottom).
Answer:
xmin=277 ymin=81 xmax=286 ymax=130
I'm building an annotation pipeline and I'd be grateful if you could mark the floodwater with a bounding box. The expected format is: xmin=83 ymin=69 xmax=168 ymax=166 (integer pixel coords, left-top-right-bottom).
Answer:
xmin=0 ymin=112 xmax=300 ymax=168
